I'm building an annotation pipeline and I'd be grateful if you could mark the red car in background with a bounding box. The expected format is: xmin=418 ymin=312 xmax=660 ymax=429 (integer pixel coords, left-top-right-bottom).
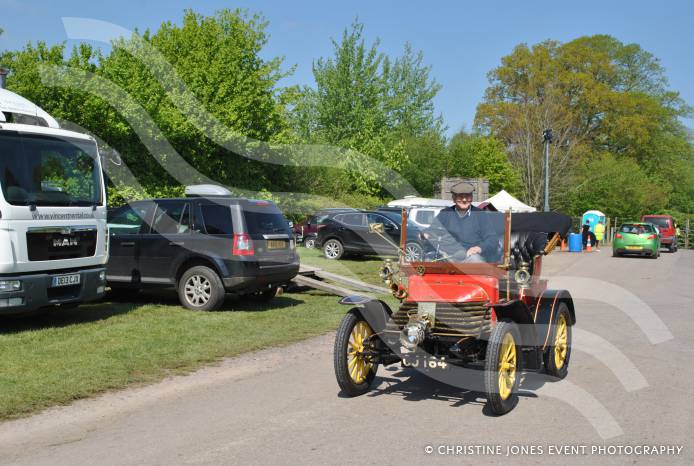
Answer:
xmin=641 ymin=214 xmax=677 ymax=252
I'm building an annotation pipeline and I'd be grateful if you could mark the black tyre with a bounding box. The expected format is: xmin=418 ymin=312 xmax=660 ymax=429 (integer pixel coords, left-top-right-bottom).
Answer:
xmin=668 ymin=243 xmax=676 ymax=253
xmin=247 ymin=286 xmax=278 ymax=302
xmin=484 ymin=321 xmax=522 ymax=415
xmin=612 ymin=249 xmax=619 ymax=257
xmin=543 ymin=303 xmax=572 ymax=379
xmin=323 ymin=239 xmax=344 ymax=260
xmin=334 ymin=312 xmax=378 ymax=397
xmin=178 ymin=266 xmax=225 ymax=311
xmin=404 ymin=242 xmax=423 ymax=262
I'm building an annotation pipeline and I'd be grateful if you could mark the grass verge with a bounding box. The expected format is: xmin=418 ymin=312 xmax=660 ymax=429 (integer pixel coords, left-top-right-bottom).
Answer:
xmin=0 ymin=250 xmax=388 ymax=420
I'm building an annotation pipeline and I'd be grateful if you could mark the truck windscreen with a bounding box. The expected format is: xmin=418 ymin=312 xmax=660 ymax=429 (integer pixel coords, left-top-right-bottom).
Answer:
xmin=0 ymin=132 xmax=102 ymax=207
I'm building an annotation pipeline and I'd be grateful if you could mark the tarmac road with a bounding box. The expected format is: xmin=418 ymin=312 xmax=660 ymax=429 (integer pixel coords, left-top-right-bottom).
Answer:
xmin=0 ymin=249 xmax=693 ymax=465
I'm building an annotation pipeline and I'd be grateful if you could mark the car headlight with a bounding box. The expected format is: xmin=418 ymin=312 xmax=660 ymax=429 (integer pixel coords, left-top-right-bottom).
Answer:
xmin=0 ymin=280 xmax=22 ymax=292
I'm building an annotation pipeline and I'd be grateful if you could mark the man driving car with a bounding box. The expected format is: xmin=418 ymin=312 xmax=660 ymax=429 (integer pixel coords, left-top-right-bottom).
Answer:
xmin=422 ymin=182 xmax=499 ymax=263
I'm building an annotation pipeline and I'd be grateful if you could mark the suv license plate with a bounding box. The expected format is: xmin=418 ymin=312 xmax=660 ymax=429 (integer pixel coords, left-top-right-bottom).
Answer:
xmin=267 ymin=240 xmax=286 ymax=250
xmin=51 ymin=274 xmax=81 ymax=288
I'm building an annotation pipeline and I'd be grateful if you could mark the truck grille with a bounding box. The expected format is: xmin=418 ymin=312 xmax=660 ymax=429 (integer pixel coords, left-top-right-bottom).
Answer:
xmin=26 ymin=228 xmax=97 ymax=261
xmin=387 ymin=301 xmax=491 ymax=337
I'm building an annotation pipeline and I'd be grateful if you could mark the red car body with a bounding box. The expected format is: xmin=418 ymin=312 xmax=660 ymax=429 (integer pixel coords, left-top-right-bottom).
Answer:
xmin=641 ymin=214 xmax=677 ymax=252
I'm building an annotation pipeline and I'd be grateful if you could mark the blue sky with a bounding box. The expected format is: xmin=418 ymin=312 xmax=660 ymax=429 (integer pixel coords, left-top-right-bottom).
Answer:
xmin=1 ymin=0 xmax=693 ymax=135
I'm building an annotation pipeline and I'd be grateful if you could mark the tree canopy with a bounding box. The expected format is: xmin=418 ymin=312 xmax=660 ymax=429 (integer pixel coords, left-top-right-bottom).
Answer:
xmin=475 ymin=35 xmax=693 ymax=217
xmin=0 ymin=15 xmax=692 ymax=220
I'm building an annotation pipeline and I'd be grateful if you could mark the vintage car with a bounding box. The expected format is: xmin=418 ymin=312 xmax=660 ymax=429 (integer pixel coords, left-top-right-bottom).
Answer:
xmin=333 ymin=209 xmax=575 ymax=415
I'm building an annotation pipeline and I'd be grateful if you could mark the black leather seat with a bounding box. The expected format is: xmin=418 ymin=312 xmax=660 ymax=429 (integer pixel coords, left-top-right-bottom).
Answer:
xmin=508 ymin=231 xmax=548 ymax=272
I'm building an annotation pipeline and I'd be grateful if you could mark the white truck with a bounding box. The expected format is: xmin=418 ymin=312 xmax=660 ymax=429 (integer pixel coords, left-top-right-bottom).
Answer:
xmin=0 ymin=76 xmax=108 ymax=315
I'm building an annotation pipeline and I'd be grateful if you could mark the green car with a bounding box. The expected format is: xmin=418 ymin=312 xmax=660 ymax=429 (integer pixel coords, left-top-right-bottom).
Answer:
xmin=613 ymin=223 xmax=661 ymax=258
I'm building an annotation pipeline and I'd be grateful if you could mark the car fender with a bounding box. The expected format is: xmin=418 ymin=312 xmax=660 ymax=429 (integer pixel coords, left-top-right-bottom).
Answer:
xmin=490 ymin=300 xmax=538 ymax=348
xmin=338 ymin=295 xmax=393 ymax=333
xmin=533 ymin=289 xmax=575 ymax=351
xmin=173 ymin=253 xmax=229 ymax=282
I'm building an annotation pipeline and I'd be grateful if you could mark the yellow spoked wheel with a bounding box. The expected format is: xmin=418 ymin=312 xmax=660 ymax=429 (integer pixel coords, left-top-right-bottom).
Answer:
xmin=334 ymin=312 xmax=379 ymax=396
xmin=498 ymin=332 xmax=517 ymax=401
xmin=485 ymin=321 xmax=522 ymax=415
xmin=544 ymin=303 xmax=572 ymax=379
xmin=554 ymin=313 xmax=568 ymax=369
xmin=347 ymin=321 xmax=374 ymax=384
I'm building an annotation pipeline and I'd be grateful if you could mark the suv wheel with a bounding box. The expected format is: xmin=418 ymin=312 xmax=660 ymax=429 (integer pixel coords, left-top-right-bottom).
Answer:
xmin=304 ymin=237 xmax=316 ymax=249
xmin=178 ymin=266 xmax=225 ymax=311
xmin=323 ymin=239 xmax=344 ymax=260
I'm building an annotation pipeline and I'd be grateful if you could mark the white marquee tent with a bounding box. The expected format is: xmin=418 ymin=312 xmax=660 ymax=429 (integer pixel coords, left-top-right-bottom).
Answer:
xmin=483 ymin=190 xmax=537 ymax=213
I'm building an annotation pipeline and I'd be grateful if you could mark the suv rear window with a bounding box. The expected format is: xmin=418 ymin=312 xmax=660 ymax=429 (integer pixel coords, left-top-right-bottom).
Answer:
xmin=201 ymin=204 xmax=234 ymax=235
xmin=244 ymin=208 xmax=289 ymax=235
xmin=643 ymin=217 xmax=670 ymax=229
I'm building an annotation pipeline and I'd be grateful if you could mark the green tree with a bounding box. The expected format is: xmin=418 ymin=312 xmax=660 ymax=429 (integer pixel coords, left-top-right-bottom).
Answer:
xmin=446 ymin=132 xmax=522 ymax=196
xmin=0 ymin=10 xmax=296 ymax=199
xmin=99 ymin=9 xmax=294 ymax=192
xmin=475 ymin=35 xmax=692 ymax=214
xmin=564 ymin=153 xmax=668 ymax=219
xmin=292 ymin=20 xmax=443 ymax=196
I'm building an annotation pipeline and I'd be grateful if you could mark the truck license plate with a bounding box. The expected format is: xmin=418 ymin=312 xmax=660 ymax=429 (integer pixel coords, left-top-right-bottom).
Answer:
xmin=51 ymin=274 xmax=81 ymax=288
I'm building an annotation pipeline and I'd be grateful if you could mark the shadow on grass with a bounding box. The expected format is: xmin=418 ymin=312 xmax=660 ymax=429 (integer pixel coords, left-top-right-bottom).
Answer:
xmin=110 ymin=288 xmax=308 ymax=313
xmin=0 ymin=301 xmax=139 ymax=335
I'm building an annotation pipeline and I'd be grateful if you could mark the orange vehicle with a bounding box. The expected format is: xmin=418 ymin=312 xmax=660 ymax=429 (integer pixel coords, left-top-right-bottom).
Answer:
xmin=333 ymin=210 xmax=575 ymax=415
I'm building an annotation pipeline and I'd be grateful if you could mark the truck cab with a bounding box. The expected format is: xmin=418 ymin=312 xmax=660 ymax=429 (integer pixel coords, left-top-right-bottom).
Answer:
xmin=0 ymin=87 xmax=108 ymax=315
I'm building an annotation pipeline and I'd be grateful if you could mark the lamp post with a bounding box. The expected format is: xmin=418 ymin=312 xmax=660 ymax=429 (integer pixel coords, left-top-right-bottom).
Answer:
xmin=542 ymin=128 xmax=553 ymax=212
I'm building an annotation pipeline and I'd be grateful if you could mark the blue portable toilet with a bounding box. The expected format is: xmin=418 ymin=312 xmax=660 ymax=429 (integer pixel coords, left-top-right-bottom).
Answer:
xmin=581 ymin=210 xmax=606 ymax=233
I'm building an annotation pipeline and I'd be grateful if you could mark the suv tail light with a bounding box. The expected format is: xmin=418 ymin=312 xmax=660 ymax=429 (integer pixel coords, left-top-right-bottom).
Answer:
xmin=233 ymin=233 xmax=254 ymax=256
xmin=647 ymin=234 xmax=656 ymax=239
xmin=615 ymin=233 xmax=623 ymax=239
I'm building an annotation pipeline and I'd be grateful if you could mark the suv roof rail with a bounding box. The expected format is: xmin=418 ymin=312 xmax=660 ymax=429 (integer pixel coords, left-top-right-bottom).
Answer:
xmin=185 ymin=184 xmax=233 ymax=198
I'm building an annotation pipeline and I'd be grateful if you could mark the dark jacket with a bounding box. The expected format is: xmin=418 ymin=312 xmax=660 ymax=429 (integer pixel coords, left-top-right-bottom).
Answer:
xmin=425 ymin=206 xmax=500 ymax=259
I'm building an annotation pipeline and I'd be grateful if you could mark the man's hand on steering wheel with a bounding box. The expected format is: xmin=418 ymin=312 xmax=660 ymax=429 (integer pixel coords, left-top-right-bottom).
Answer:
xmin=466 ymin=246 xmax=482 ymax=257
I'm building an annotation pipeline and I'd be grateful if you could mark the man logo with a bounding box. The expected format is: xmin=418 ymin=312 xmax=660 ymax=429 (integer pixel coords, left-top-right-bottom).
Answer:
xmin=53 ymin=237 xmax=79 ymax=248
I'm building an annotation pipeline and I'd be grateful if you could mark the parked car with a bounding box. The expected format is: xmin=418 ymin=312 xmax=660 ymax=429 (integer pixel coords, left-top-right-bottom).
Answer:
xmin=293 ymin=208 xmax=358 ymax=248
xmin=641 ymin=214 xmax=677 ymax=252
xmin=613 ymin=223 xmax=661 ymax=258
xmin=377 ymin=205 xmax=446 ymax=229
xmin=107 ymin=188 xmax=300 ymax=311
xmin=316 ymin=210 xmax=425 ymax=261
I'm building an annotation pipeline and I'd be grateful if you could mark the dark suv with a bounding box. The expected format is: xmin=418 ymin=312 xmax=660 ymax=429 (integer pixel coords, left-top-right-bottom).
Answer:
xmin=107 ymin=196 xmax=300 ymax=310
xmin=293 ymin=208 xmax=358 ymax=248
xmin=316 ymin=210 xmax=425 ymax=261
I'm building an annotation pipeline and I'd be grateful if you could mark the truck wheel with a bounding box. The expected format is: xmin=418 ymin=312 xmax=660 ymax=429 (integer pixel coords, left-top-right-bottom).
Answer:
xmin=334 ymin=312 xmax=379 ymax=396
xmin=323 ymin=239 xmax=344 ymax=260
xmin=543 ymin=303 xmax=572 ymax=379
xmin=484 ymin=321 xmax=522 ymax=415
xmin=178 ymin=266 xmax=225 ymax=311
xmin=247 ymin=286 xmax=278 ymax=302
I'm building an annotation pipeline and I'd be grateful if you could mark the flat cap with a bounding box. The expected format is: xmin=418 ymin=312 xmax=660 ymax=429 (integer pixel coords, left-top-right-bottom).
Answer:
xmin=450 ymin=181 xmax=475 ymax=195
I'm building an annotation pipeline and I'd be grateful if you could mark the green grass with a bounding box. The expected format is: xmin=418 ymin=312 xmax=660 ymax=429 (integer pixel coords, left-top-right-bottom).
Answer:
xmin=298 ymin=246 xmax=391 ymax=287
xmin=0 ymin=250 xmax=387 ymax=420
